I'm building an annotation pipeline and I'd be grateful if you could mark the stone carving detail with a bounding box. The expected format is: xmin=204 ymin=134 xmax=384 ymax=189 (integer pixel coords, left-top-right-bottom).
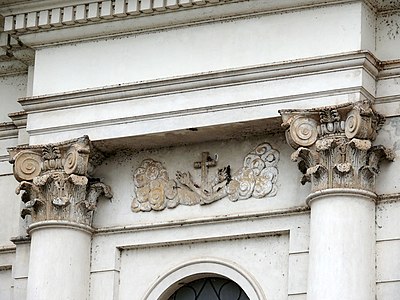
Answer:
xmin=9 ymin=136 xmax=112 ymax=226
xmin=131 ymin=143 xmax=279 ymax=212
xmin=280 ymin=100 xmax=394 ymax=193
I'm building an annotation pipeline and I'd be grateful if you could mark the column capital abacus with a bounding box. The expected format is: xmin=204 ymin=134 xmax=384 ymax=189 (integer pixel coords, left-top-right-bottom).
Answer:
xmin=8 ymin=135 xmax=112 ymax=227
xmin=280 ymin=100 xmax=394 ymax=194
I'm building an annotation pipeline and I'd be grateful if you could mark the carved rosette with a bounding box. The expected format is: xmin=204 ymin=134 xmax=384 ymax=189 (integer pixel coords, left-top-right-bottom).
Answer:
xmin=280 ymin=101 xmax=394 ymax=193
xmin=8 ymin=136 xmax=112 ymax=226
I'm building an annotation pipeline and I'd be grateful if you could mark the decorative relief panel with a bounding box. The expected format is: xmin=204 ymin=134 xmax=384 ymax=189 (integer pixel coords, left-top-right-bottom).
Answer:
xmin=280 ymin=100 xmax=394 ymax=193
xmin=8 ymin=136 xmax=112 ymax=226
xmin=131 ymin=143 xmax=279 ymax=212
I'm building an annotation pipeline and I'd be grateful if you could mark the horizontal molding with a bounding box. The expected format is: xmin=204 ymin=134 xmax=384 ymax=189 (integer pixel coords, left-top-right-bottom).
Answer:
xmin=0 ymin=245 xmax=16 ymax=254
xmin=19 ymin=51 xmax=379 ymax=113
xmin=376 ymin=95 xmax=400 ymax=104
xmin=117 ymin=230 xmax=290 ymax=250
xmin=94 ymin=205 xmax=310 ymax=235
xmin=376 ymin=237 xmax=400 ymax=243
xmin=376 ymin=279 xmax=400 ymax=284
xmin=3 ymin=0 xmax=245 ymax=33
xmin=90 ymin=268 xmax=120 ymax=274
xmin=26 ymin=87 xmax=372 ymax=139
xmin=4 ymin=0 xmax=399 ymax=35
xmin=0 ymin=154 xmax=10 ymax=161
xmin=288 ymin=292 xmax=307 ymax=296
xmin=378 ymin=60 xmax=400 ymax=79
xmin=289 ymin=250 xmax=309 ymax=255
xmin=377 ymin=193 xmax=400 ymax=203
xmin=2 ymin=0 xmax=370 ymax=48
xmin=0 ymin=265 xmax=12 ymax=271
xmin=23 ymin=51 xmax=379 ymax=146
xmin=0 ymin=122 xmax=18 ymax=139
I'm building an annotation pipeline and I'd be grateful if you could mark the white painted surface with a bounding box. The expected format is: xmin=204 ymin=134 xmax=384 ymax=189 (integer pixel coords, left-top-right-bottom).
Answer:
xmin=1 ymin=1 xmax=400 ymax=300
xmin=306 ymin=190 xmax=376 ymax=300
xmin=90 ymin=212 xmax=309 ymax=299
xmin=0 ymin=268 xmax=12 ymax=300
xmin=92 ymin=136 xmax=308 ymax=228
xmin=26 ymin=63 xmax=373 ymax=145
xmin=376 ymin=11 xmax=400 ymax=61
xmin=32 ymin=3 xmax=363 ymax=96
xmin=12 ymin=241 xmax=30 ymax=300
xmin=0 ymin=176 xmax=21 ymax=246
xmin=0 ymin=74 xmax=27 ymax=123
xmin=119 ymin=234 xmax=288 ymax=300
xmin=26 ymin=225 xmax=91 ymax=300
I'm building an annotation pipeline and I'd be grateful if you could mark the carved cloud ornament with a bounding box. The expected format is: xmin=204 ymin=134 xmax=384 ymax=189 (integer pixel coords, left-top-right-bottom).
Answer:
xmin=280 ymin=100 xmax=394 ymax=193
xmin=8 ymin=136 xmax=112 ymax=226
xmin=131 ymin=143 xmax=280 ymax=212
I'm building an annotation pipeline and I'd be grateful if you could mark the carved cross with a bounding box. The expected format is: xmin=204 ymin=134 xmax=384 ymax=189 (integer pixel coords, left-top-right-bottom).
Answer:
xmin=194 ymin=152 xmax=217 ymax=192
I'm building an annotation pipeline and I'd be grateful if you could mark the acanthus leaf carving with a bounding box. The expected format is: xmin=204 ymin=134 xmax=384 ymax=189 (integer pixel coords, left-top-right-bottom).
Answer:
xmin=9 ymin=136 xmax=112 ymax=226
xmin=131 ymin=142 xmax=280 ymax=212
xmin=280 ymin=100 xmax=394 ymax=193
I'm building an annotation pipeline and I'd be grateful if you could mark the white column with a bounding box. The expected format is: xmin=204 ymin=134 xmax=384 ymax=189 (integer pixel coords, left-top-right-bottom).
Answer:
xmin=26 ymin=222 xmax=92 ymax=300
xmin=9 ymin=136 xmax=112 ymax=300
xmin=306 ymin=189 xmax=376 ymax=300
xmin=280 ymin=101 xmax=393 ymax=300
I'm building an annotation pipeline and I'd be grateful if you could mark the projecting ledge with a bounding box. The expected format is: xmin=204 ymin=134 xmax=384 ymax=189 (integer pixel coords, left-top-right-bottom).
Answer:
xmin=22 ymin=51 xmax=377 ymax=146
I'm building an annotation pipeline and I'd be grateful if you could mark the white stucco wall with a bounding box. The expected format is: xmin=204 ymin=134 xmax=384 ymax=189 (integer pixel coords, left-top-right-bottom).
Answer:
xmin=32 ymin=2 xmax=365 ymax=96
xmin=0 ymin=74 xmax=27 ymax=123
xmin=1 ymin=0 xmax=400 ymax=299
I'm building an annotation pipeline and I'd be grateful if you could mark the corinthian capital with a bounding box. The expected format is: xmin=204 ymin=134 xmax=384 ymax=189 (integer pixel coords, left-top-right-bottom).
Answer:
xmin=8 ymin=136 xmax=112 ymax=226
xmin=280 ymin=101 xmax=394 ymax=193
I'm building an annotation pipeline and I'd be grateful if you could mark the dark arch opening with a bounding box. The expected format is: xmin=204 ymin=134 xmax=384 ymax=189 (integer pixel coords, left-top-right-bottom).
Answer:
xmin=168 ymin=276 xmax=250 ymax=300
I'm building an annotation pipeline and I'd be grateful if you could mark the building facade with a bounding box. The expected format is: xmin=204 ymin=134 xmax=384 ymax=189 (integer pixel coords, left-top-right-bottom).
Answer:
xmin=0 ymin=0 xmax=399 ymax=299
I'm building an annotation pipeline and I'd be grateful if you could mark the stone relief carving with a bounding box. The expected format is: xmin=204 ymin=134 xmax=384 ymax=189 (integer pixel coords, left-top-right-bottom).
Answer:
xmin=131 ymin=143 xmax=280 ymax=212
xmin=9 ymin=136 xmax=112 ymax=226
xmin=280 ymin=100 xmax=394 ymax=193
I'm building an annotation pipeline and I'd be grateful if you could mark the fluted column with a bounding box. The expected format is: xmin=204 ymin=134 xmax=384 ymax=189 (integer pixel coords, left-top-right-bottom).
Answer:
xmin=280 ymin=101 xmax=394 ymax=300
xmin=9 ymin=136 xmax=112 ymax=300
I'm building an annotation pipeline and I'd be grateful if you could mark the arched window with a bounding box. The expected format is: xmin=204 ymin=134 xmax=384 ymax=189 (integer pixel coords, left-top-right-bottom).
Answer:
xmin=168 ymin=277 xmax=250 ymax=300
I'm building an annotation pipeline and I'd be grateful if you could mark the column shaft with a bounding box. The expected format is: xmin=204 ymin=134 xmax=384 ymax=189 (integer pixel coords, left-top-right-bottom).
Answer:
xmin=26 ymin=224 xmax=92 ymax=300
xmin=280 ymin=101 xmax=394 ymax=300
xmin=307 ymin=190 xmax=376 ymax=300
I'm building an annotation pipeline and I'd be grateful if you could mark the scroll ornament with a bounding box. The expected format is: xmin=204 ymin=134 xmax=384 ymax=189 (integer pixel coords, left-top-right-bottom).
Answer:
xmin=9 ymin=136 xmax=112 ymax=226
xmin=280 ymin=100 xmax=394 ymax=193
xmin=131 ymin=143 xmax=280 ymax=212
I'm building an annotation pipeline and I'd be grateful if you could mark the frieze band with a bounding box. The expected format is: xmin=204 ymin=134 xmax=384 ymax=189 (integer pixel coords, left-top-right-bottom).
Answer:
xmin=131 ymin=142 xmax=280 ymax=212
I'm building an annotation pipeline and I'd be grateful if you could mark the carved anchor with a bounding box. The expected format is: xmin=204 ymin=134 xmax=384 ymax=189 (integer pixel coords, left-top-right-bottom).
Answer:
xmin=193 ymin=152 xmax=218 ymax=195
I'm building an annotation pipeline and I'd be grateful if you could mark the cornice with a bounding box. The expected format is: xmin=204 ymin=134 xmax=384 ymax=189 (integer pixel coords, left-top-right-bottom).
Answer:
xmin=18 ymin=51 xmax=380 ymax=113
xmin=378 ymin=60 xmax=400 ymax=79
xmin=0 ymin=0 xmax=369 ymax=47
xmin=0 ymin=122 xmax=18 ymax=139
xmin=8 ymin=111 xmax=27 ymax=128
xmin=2 ymin=1 xmax=399 ymax=48
xmin=2 ymin=0 xmax=246 ymax=33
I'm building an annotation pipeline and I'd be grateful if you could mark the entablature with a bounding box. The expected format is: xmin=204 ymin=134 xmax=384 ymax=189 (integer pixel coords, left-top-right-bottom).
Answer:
xmin=1 ymin=0 xmax=397 ymax=47
xmin=17 ymin=51 xmax=378 ymax=147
